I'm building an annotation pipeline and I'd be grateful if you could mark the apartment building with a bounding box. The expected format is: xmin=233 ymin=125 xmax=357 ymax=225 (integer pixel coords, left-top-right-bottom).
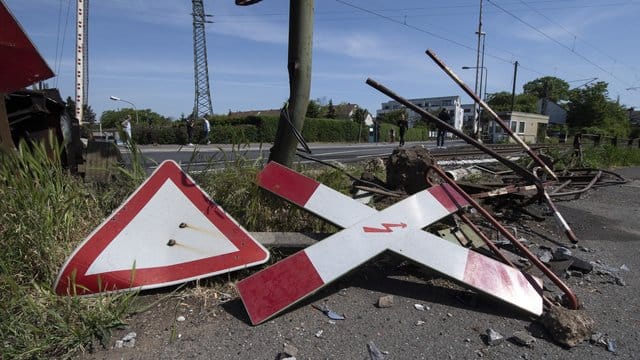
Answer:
xmin=376 ymin=96 xmax=464 ymax=130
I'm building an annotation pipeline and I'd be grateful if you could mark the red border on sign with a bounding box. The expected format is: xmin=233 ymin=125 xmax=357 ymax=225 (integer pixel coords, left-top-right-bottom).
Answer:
xmin=54 ymin=160 xmax=268 ymax=295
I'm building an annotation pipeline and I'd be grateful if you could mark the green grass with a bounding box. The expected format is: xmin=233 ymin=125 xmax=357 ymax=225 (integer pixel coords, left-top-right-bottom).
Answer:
xmin=1 ymin=140 xmax=140 ymax=359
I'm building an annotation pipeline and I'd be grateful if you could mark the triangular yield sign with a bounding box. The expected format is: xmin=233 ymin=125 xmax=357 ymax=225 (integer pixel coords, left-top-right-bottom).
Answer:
xmin=54 ymin=160 xmax=269 ymax=295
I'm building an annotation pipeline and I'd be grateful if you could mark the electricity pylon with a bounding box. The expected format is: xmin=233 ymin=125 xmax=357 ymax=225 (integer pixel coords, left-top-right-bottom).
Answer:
xmin=191 ymin=0 xmax=213 ymax=118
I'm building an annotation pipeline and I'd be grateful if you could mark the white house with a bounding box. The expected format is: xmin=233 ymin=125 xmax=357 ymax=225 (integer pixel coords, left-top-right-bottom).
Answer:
xmin=376 ymin=95 xmax=464 ymax=130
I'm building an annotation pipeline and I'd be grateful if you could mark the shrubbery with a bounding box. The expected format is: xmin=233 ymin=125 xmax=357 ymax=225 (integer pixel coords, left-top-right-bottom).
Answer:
xmin=127 ymin=115 xmax=372 ymax=145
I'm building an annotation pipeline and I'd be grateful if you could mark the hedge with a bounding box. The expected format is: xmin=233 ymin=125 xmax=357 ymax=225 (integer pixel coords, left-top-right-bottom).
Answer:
xmin=127 ymin=115 xmax=372 ymax=145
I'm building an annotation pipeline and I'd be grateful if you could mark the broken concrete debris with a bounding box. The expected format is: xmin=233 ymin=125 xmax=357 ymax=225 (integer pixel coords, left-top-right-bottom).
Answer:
xmin=484 ymin=328 xmax=505 ymax=346
xmin=510 ymin=331 xmax=536 ymax=348
xmin=539 ymin=305 xmax=595 ymax=347
xmin=590 ymin=333 xmax=617 ymax=353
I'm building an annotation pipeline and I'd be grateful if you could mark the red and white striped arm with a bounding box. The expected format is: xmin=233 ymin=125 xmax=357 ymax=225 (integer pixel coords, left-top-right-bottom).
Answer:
xmin=237 ymin=163 xmax=542 ymax=324
xmin=257 ymin=161 xmax=468 ymax=228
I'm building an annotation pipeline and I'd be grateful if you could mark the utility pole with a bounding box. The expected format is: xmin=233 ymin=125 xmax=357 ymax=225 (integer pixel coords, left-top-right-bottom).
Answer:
xmin=75 ymin=0 xmax=89 ymax=124
xmin=191 ymin=0 xmax=214 ymax=119
xmin=269 ymin=1 xmax=314 ymax=167
xmin=511 ymin=60 xmax=519 ymax=112
xmin=472 ymin=0 xmax=483 ymax=140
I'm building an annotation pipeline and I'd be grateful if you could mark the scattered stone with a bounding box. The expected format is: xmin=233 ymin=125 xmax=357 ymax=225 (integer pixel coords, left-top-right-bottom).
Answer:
xmin=176 ymin=315 xmax=186 ymax=322
xmin=414 ymin=304 xmax=428 ymax=311
xmin=315 ymin=330 xmax=323 ymax=338
xmin=415 ymin=320 xmax=425 ymax=326
xmin=282 ymin=343 xmax=298 ymax=358
xmin=606 ymin=339 xmax=617 ymax=353
xmin=566 ymin=270 xmax=584 ymax=278
xmin=553 ymin=247 xmax=572 ymax=261
xmin=567 ymin=256 xmax=593 ymax=273
xmin=590 ymin=332 xmax=607 ymax=346
xmin=510 ymin=331 xmax=536 ymax=348
xmin=122 ymin=332 xmax=136 ymax=342
xmin=446 ymin=313 xmax=453 ymax=317
xmin=539 ymin=305 xmax=595 ymax=347
xmin=537 ymin=249 xmax=553 ymax=263
xmin=117 ymin=332 xmax=137 ymax=348
xmin=367 ymin=341 xmax=385 ymax=360
xmin=377 ymin=295 xmax=394 ymax=308
xmin=485 ymin=328 xmax=504 ymax=346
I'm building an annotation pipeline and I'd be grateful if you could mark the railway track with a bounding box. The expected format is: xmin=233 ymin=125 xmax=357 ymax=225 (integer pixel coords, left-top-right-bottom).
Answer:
xmin=431 ymin=143 xmax=570 ymax=160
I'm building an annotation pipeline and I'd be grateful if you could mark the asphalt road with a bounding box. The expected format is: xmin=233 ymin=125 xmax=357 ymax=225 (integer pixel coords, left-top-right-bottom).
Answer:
xmin=120 ymin=140 xmax=465 ymax=172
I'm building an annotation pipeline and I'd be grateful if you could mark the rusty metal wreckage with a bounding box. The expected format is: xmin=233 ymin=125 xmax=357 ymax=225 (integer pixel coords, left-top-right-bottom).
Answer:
xmin=364 ymin=49 xmax=629 ymax=311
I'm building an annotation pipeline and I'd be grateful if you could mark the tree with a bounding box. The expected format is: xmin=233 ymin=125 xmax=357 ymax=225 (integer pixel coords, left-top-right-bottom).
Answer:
xmin=99 ymin=109 xmax=170 ymax=128
xmin=377 ymin=109 xmax=405 ymax=125
xmin=63 ymin=96 xmax=96 ymax=124
xmin=566 ymin=81 xmax=630 ymax=137
xmin=486 ymin=92 xmax=537 ymax=113
xmin=326 ymin=99 xmax=336 ymax=119
xmin=523 ymin=76 xmax=570 ymax=102
xmin=306 ymin=100 xmax=321 ymax=118
xmin=351 ymin=108 xmax=368 ymax=124
xmin=83 ymin=105 xmax=97 ymax=124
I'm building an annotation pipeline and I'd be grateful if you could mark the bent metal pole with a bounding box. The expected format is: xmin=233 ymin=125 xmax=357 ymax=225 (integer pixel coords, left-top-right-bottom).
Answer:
xmin=425 ymin=49 xmax=558 ymax=181
xmin=365 ymin=77 xmax=579 ymax=244
xmin=365 ymin=78 xmax=541 ymax=187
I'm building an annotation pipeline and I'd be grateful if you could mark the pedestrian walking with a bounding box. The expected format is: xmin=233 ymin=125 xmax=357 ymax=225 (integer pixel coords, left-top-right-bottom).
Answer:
xmin=186 ymin=117 xmax=195 ymax=146
xmin=436 ymin=108 xmax=450 ymax=148
xmin=202 ymin=118 xmax=211 ymax=145
xmin=121 ymin=115 xmax=132 ymax=143
xmin=397 ymin=113 xmax=408 ymax=146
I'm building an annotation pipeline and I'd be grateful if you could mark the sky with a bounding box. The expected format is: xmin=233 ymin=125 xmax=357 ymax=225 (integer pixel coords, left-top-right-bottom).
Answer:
xmin=6 ymin=0 xmax=640 ymax=121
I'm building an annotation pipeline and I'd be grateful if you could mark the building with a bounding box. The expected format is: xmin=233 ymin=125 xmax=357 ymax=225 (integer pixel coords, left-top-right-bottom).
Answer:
xmin=492 ymin=111 xmax=549 ymax=143
xmin=376 ymin=96 xmax=464 ymax=130
xmin=537 ymin=99 xmax=567 ymax=125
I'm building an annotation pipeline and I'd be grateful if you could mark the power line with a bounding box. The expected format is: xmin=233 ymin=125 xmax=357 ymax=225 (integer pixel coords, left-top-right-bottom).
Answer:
xmin=487 ymin=0 xmax=634 ymax=88
xmin=516 ymin=0 xmax=639 ymax=76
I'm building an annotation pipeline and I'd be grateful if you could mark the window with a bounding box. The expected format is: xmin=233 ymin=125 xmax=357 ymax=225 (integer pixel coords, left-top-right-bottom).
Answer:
xmin=518 ymin=121 xmax=526 ymax=133
xmin=442 ymin=99 xmax=453 ymax=106
xmin=464 ymin=108 xmax=470 ymax=113
xmin=510 ymin=121 xmax=517 ymax=132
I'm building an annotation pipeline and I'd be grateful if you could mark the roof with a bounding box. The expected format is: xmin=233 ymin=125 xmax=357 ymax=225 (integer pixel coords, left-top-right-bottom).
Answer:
xmin=228 ymin=109 xmax=281 ymax=118
xmin=0 ymin=2 xmax=54 ymax=92
xmin=333 ymin=103 xmax=359 ymax=119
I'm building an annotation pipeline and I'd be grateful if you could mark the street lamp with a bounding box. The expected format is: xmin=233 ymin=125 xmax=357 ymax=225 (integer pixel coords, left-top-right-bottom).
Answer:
xmin=109 ymin=96 xmax=139 ymax=124
xmin=462 ymin=66 xmax=488 ymax=101
xmin=463 ymin=66 xmax=490 ymax=141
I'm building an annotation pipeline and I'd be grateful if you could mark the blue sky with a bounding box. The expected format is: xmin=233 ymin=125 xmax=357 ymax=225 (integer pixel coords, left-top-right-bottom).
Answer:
xmin=6 ymin=0 xmax=640 ymax=121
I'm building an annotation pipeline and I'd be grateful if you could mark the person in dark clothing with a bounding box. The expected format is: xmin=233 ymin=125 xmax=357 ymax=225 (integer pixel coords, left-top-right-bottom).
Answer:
xmin=436 ymin=108 xmax=451 ymax=148
xmin=397 ymin=113 xmax=408 ymax=146
xmin=186 ymin=118 xmax=195 ymax=146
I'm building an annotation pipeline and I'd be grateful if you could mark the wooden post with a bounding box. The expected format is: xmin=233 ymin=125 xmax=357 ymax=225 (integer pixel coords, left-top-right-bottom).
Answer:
xmin=0 ymin=94 xmax=16 ymax=152
xmin=269 ymin=0 xmax=314 ymax=167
